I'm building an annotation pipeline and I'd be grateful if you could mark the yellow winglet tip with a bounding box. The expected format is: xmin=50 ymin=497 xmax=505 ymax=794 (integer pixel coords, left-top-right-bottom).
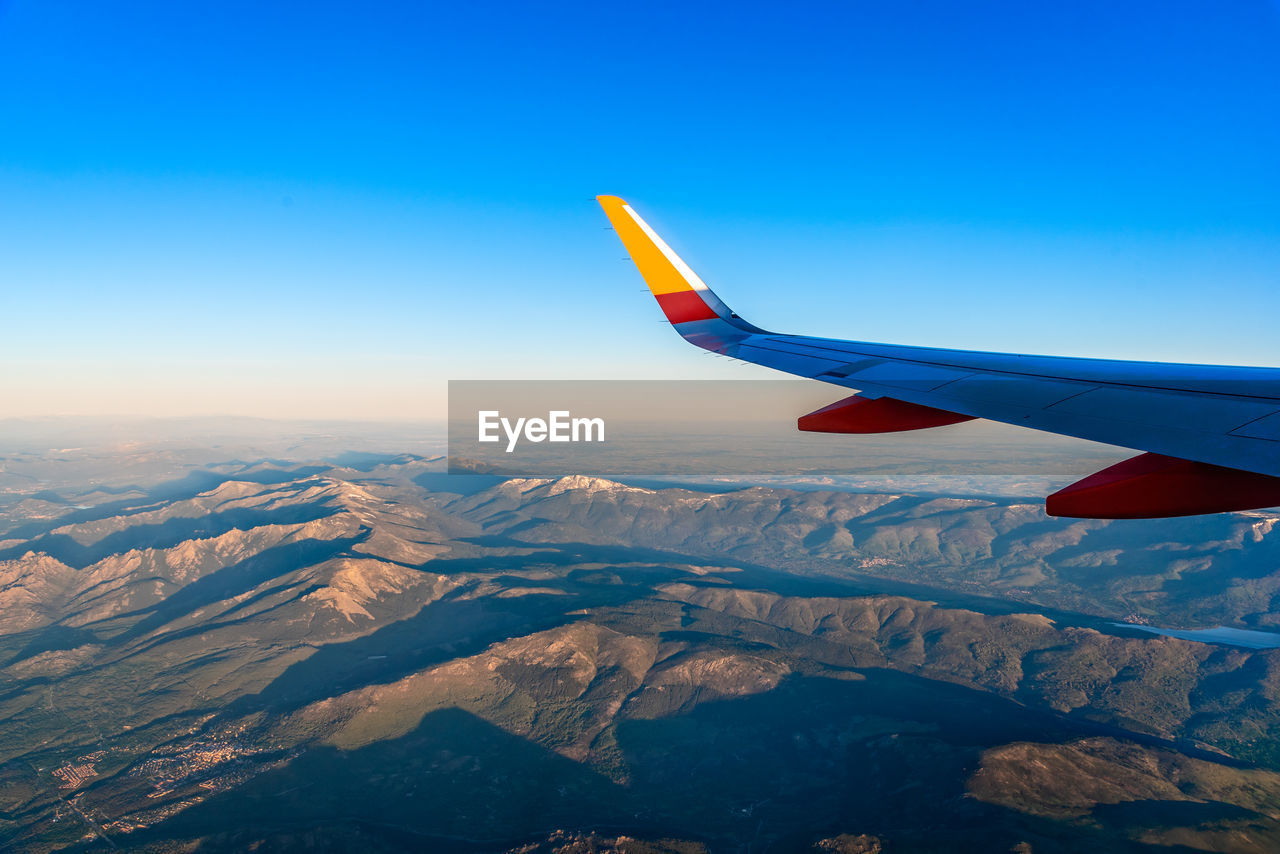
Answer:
xmin=598 ymin=194 xmax=722 ymax=305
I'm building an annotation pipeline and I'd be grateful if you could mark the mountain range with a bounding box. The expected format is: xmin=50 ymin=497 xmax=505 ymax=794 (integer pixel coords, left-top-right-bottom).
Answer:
xmin=3 ymin=453 xmax=1280 ymax=851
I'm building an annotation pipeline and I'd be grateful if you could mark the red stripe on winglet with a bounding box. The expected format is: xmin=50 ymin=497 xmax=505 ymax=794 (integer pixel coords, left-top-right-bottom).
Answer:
xmin=655 ymin=290 xmax=719 ymax=323
xmin=1046 ymin=452 xmax=1280 ymax=519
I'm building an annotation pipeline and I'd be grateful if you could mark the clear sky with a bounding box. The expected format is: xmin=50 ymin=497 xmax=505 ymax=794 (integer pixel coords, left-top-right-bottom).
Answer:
xmin=2 ymin=1 xmax=1278 ymax=418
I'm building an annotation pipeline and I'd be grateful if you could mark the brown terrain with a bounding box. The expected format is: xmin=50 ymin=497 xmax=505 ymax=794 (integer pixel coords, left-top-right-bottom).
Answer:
xmin=1 ymin=447 xmax=1280 ymax=851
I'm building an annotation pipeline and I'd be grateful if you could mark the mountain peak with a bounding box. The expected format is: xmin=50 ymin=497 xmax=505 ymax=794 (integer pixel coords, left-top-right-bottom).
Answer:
xmin=547 ymin=475 xmax=652 ymax=496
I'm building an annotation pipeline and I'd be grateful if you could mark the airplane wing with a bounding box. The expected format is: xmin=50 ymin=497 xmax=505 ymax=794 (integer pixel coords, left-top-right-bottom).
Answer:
xmin=597 ymin=195 xmax=1280 ymax=519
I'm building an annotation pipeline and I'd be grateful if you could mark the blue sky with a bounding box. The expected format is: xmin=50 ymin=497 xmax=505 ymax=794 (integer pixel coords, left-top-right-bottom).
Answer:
xmin=2 ymin=1 xmax=1277 ymax=417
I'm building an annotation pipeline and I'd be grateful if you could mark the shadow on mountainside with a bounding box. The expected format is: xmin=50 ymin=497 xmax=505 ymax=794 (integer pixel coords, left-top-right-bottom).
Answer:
xmin=328 ymin=451 xmax=429 ymax=472
xmin=65 ymin=676 xmax=1251 ymax=853
xmin=0 ymin=464 xmax=331 ymax=548
xmin=0 ymin=501 xmax=341 ymax=569
xmin=216 ymin=530 xmax=999 ymax=721
xmin=0 ymin=534 xmax=361 ymax=675
xmin=79 ymin=707 xmax=642 ymax=853
xmin=1091 ymin=798 xmax=1263 ymax=831
xmin=222 ymin=558 xmax=701 ymax=717
xmin=608 ymin=669 xmax=1255 ymax=852
xmin=412 ymin=471 xmax=506 ymax=496
xmin=439 ymin=535 xmax=1141 ymax=634
xmin=1 ymin=623 xmax=101 ymax=670
xmin=209 ymin=529 xmax=1204 ymax=724
xmin=110 ymin=534 xmax=367 ymax=650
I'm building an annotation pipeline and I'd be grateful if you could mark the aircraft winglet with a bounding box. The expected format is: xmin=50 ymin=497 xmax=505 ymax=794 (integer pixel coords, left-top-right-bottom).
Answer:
xmin=597 ymin=195 xmax=736 ymax=324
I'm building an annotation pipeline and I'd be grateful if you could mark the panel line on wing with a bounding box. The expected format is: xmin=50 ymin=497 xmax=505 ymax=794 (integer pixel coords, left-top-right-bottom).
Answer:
xmin=757 ymin=336 xmax=1280 ymax=403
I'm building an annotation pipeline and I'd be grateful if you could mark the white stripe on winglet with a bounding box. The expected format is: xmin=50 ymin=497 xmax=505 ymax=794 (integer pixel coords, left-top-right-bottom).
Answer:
xmin=622 ymin=204 xmax=711 ymax=292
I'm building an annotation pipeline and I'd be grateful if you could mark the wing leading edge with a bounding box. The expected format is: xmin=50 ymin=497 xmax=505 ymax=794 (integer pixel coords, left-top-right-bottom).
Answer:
xmin=597 ymin=195 xmax=1280 ymax=518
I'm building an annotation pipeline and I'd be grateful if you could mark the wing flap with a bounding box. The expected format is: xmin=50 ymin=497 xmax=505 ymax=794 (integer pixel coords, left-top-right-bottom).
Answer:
xmin=799 ymin=395 xmax=976 ymax=434
xmin=1047 ymin=453 xmax=1280 ymax=519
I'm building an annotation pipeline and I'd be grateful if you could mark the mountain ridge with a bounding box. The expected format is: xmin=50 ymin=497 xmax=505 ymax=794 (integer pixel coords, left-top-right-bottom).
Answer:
xmin=4 ymin=459 xmax=1280 ymax=851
